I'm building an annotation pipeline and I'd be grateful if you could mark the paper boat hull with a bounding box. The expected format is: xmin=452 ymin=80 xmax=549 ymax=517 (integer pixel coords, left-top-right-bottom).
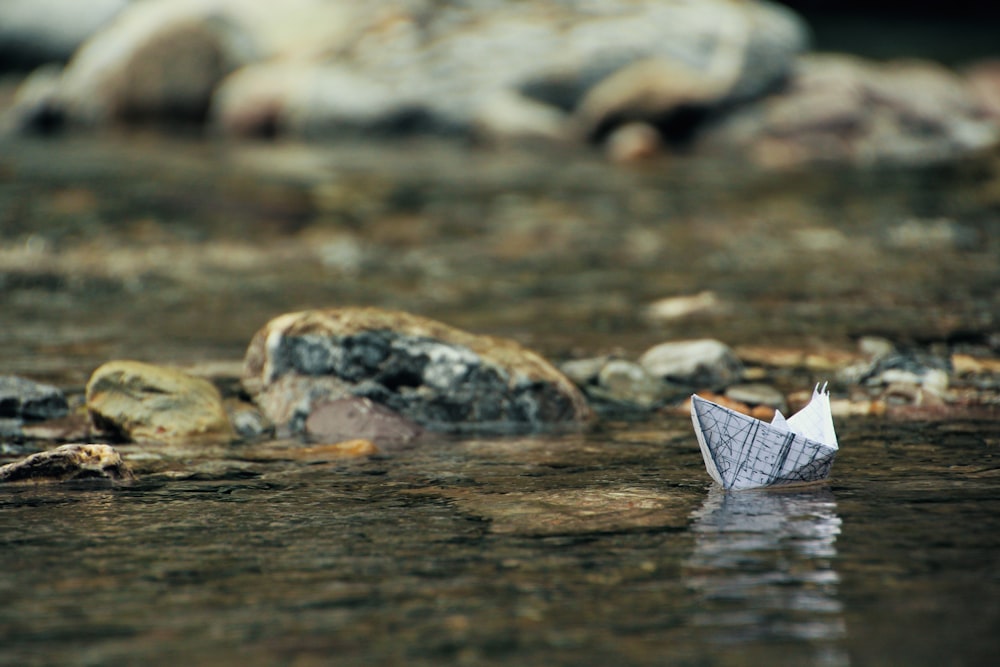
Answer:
xmin=691 ymin=395 xmax=837 ymax=490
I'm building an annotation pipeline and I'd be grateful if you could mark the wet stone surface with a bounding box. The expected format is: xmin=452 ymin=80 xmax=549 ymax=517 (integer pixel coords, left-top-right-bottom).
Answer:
xmin=243 ymin=309 xmax=592 ymax=435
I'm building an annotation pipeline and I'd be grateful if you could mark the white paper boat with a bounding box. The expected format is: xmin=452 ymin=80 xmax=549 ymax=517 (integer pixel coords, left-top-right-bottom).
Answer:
xmin=690 ymin=384 xmax=839 ymax=490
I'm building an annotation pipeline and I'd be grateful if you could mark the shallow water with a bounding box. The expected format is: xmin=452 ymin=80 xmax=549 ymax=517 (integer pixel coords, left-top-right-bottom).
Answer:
xmin=1 ymin=419 xmax=997 ymax=666
xmin=1 ymin=136 xmax=999 ymax=665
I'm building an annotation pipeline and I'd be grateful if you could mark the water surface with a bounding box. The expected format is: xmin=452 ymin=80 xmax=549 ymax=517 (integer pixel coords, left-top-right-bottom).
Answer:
xmin=0 ymin=136 xmax=998 ymax=665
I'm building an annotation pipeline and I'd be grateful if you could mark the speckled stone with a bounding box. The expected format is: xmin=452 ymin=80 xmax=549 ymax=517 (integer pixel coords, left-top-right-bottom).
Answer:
xmin=242 ymin=308 xmax=593 ymax=434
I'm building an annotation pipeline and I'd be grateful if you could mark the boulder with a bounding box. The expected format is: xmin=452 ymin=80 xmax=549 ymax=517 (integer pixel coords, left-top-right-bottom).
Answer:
xmin=55 ymin=5 xmax=253 ymax=125
xmin=242 ymin=308 xmax=593 ymax=434
xmin=639 ymin=339 xmax=743 ymax=390
xmin=0 ymin=444 xmax=133 ymax=483
xmin=86 ymin=360 xmax=235 ymax=444
xmin=0 ymin=375 xmax=69 ymax=421
xmin=704 ymin=54 xmax=1000 ymax=167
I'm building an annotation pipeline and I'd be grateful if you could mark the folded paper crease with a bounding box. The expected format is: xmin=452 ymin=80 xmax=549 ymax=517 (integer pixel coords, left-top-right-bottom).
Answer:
xmin=691 ymin=383 xmax=838 ymax=490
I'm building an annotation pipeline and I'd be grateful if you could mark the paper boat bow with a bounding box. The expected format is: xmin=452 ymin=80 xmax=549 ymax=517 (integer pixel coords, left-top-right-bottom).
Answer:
xmin=690 ymin=384 xmax=839 ymax=490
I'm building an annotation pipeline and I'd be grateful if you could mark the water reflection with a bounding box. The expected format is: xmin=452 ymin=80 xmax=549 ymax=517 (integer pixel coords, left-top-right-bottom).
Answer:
xmin=684 ymin=486 xmax=849 ymax=665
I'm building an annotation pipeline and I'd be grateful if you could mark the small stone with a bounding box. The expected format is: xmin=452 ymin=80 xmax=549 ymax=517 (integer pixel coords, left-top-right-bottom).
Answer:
xmin=0 ymin=444 xmax=134 ymax=484
xmin=724 ymin=383 xmax=788 ymax=413
xmin=0 ymin=375 xmax=69 ymax=421
xmin=559 ymin=356 xmax=613 ymax=387
xmin=297 ymin=439 xmax=380 ymax=460
xmin=20 ymin=414 xmax=92 ymax=441
xmin=87 ymin=360 xmax=235 ymax=444
xmin=593 ymin=359 xmax=675 ymax=410
xmin=854 ymin=351 xmax=952 ymax=394
xmin=0 ymin=419 xmax=22 ymax=438
xmin=639 ymin=339 xmax=743 ymax=390
xmin=605 ymin=122 xmax=662 ymax=164
xmin=226 ymin=401 xmax=273 ymax=440
xmin=858 ymin=336 xmax=895 ymax=360
xmin=677 ymin=392 xmax=752 ymax=417
xmin=304 ymin=397 xmax=422 ymax=447
xmin=643 ymin=291 xmax=719 ymax=321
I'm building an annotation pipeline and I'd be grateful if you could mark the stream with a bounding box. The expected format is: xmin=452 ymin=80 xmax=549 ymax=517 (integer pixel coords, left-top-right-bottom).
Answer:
xmin=1 ymin=135 xmax=998 ymax=666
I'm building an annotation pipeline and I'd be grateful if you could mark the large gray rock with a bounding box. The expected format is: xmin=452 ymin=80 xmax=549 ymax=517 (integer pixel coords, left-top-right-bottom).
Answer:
xmin=242 ymin=308 xmax=593 ymax=434
xmin=0 ymin=444 xmax=133 ymax=484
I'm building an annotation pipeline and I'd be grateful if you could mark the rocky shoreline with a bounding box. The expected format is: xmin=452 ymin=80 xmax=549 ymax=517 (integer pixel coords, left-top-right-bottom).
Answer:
xmin=1 ymin=305 xmax=996 ymax=484
xmin=2 ymin=0 xmax=999 ymax=168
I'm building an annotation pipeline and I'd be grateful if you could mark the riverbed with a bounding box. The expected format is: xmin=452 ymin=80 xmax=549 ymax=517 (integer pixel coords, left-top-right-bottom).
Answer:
xmin=1 ymin=135 xmax=998 ymax=665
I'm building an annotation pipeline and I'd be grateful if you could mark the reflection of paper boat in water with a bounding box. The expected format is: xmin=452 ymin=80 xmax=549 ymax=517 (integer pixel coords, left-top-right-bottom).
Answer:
xmin=691 ymin=384 xmax=839 ymax=490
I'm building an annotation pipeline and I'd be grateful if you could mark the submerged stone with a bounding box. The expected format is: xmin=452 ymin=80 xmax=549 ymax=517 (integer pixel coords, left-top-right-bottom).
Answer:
xmin=86 ymin=360 xmax=236 ymax=444
xmin=452 ymin=487 xmax=694 ymax=536
xmin=0 ymin=443 xmax=133 ymax=484
xmin=305 ymin=397 xmax=422 ymax=447
xmin=242 ymin=308 xmax=592 ymax=434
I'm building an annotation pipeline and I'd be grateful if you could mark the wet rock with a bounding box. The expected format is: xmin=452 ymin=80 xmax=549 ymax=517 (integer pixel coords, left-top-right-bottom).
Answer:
xmin=225 ymin=400 xmax=273 ymax=440
xmin=0 ymin=443 xmax=133 ymax=484
xmin=857 ymin=336 xmax=895 ymax=361
xmin=0 ymin=375 xmax=69 ymax=421
xmin=705 ymin=54 xmax=999 ymax=168
xmin=0 ymin=419 xmax=22 ymax=439
xmin=735 ymin=345 xmax=862 ymax=372
xmin=595 ymin=360 xmax=672 ymax=409
xmin=473 ymin=89 xmax=571 ymax=146
xmin=840 ymin=350 xmax=952 ymax=406
xmin=643 ymin=291 xmax=720 ymax=322
xmin=675 ymin=392 xmax=775 ymax=421
xmin=20 ymin=414 xmax=92 ymax=442
xmin=297 ymin=439 xmax=380 ymax=460
xmin=55 ymin=6 xmax=251 ymax=125
xmin=242 ymin=308 xmax=592 ymax=434
xmin=558 ymin=356 xmax=613 ymax=388
xmin=304 ymin=397 xmax=422 ymax=447
xmin=0 ymin=0 xmax=131 ymax=70
xmin=639 ymin=339 xmax=743 ymax=390
xmin=561 ymin=356 xmax=684 ymax=413
xmin=86 ymin=360 xmax=236 ymax=444
xmin=604 ymin=122 xmax=662 ymax=164
xmin=213 ymin=62 xmax=441 ymax=139
xmin=452 ymin=487 xmax=695 ymax=536
xmin=965 ymin=59 xmax=1000 ymax=121
xmin=851 ymin=351 xmax=950 ymax=387
xmin=724 ymin=383 xmax=787 ymax=413
xmin=1 ymin=64 xmax=65 ymax=134
xmin=23 ymin=0 xmax=806 ymax=142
